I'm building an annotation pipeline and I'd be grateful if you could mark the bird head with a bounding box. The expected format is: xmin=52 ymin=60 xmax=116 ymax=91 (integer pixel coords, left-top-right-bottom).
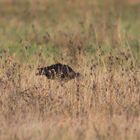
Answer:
xmin=76 ymin=72 xmax=80 ymax=78
xmin=68 ymin=71 xmax=81 ymax=80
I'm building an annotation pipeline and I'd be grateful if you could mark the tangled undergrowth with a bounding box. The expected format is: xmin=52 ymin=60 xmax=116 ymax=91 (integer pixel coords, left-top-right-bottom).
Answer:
xmin=0 ymin=0 xmax=140 ymax=140
xmin=0 ymin=45 xmax=140 ymax=140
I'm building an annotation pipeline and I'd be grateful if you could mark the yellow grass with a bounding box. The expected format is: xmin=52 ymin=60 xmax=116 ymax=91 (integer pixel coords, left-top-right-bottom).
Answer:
xmin=0 ymin=52 xmax=140 ymax=140
xmin=0 ymin=0 xmax=140 ymax=140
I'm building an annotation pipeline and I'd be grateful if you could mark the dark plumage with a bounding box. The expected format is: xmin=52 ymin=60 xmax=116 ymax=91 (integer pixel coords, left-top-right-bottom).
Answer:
xmin=36 ymin=63 xmax=80 ymax=81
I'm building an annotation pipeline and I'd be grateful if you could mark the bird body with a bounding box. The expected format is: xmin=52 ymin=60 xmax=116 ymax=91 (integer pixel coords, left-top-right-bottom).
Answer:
xmin=36 ymin=63 xmax=80 ymax=81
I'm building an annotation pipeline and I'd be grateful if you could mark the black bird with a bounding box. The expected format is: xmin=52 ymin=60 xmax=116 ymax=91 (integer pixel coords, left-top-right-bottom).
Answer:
xmin=36 ymin=63 xmax=80 ymax=81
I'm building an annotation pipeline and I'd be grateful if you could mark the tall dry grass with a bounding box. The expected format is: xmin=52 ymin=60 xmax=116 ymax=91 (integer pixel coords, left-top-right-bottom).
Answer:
xmin=0 ymin=41 xmax=140 ymax=140
xmin=0 ymin=0 xmax=140 ymax=140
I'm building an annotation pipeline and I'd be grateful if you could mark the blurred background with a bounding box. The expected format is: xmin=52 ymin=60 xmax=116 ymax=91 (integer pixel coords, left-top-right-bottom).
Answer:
xmin=0 ymin=0 xmax=140 ymax=65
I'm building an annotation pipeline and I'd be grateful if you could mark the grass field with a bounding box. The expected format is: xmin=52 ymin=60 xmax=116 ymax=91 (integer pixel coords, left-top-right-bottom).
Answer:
xmin=0 ymin=0 xmax=140 ymax=140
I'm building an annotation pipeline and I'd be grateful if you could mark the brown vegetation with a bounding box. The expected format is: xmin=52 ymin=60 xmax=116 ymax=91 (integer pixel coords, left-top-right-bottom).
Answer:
xmin=0 ymin=0 xmax=140 ymax=140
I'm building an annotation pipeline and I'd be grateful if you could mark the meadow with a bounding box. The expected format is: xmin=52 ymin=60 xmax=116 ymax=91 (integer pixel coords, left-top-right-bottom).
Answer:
xmin=0 ymin=0 xmax=140 ymax=140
